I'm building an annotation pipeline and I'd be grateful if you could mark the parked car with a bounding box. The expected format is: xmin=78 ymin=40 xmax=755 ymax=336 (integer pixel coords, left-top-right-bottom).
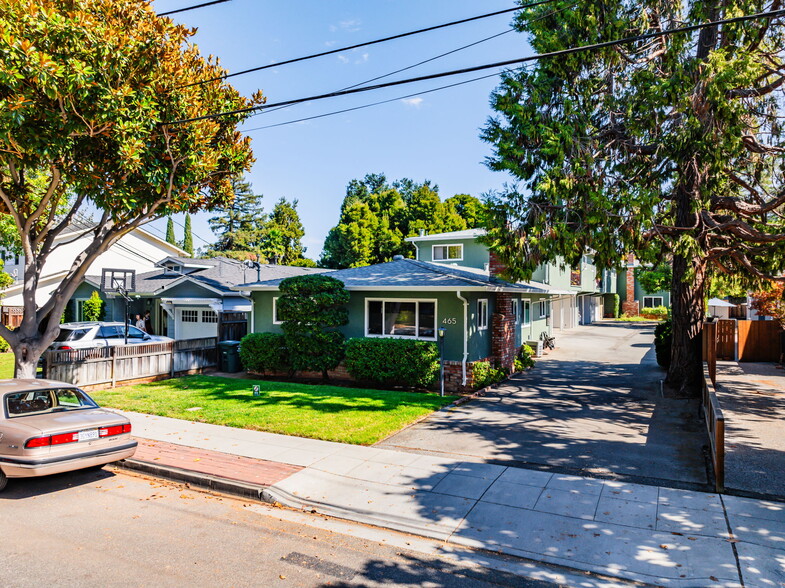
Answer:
xmin=49 ymin=321 xmax=172 ymax=351
xmin=0 ymin=379 xmax=137 ymax=491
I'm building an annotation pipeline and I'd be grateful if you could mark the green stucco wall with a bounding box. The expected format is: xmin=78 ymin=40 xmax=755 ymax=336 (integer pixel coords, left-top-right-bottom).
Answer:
xmin=413 ymin=238 xmax=490 ymax=270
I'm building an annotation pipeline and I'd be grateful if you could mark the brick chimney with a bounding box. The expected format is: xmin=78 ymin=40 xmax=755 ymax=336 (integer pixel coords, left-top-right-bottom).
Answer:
xmin=488 ymin=251 xmax=507 ymax=282
xmin=621 ymin=253 xmax=639 ymax=316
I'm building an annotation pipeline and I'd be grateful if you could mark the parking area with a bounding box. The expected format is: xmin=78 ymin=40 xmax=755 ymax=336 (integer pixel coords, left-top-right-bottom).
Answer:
xmin=378 ymin=322 xmax=710 ymax=488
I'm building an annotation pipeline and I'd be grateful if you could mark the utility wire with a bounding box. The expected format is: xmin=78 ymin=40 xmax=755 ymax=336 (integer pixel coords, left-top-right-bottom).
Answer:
xmin=178 ymin=1 xmax=552 ymax=88
xmin=159 ymin=0 xmax=231 ymax=16
xmin=168 ymin=7 xmax=785 ymax=126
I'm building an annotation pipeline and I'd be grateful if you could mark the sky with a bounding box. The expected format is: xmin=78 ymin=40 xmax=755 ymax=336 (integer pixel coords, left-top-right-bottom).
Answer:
xmin=150 ymin=0 xmax=531 ymax=259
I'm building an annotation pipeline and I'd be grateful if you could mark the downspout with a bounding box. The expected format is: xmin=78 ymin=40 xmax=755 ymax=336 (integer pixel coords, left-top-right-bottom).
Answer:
xmin=456 ymin=291 xmax=469 ymax=386
xmin=412 ymin=242 xmax=420 ymax=260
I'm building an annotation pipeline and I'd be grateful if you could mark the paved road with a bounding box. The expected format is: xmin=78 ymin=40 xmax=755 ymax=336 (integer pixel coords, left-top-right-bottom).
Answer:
xmin=379 ymin=322 xmax=709 ymax=488
xmin=0 ymin=467 xmax=569 ymax=588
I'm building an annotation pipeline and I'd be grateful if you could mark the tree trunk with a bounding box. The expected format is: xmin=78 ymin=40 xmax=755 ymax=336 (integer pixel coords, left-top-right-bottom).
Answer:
xmin=666 ymin=253 xmax=706 ymax=397
xmin=13 ymin=339 xmax=43 ymax=379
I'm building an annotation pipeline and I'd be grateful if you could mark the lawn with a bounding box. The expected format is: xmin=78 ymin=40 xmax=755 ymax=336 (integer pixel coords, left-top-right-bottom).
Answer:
xmin=0 ymin=352 xmax=13 ymax=378
xmin=90 ymin=375 xmax=458 ymax=445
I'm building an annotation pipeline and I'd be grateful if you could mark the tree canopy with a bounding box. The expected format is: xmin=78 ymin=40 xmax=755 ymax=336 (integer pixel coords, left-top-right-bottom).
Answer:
xmin=320 ymin=173 xmax=485 ymax=269
xmin=0 ymin=0 xmax=262 ymax=376
xmin=481 ymin=0 xmax=785 ymax=394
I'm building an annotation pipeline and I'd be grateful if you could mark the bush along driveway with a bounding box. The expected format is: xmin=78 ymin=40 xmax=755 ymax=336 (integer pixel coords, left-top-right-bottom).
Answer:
xmin=90 ymin=375 xmax=457 ymax=445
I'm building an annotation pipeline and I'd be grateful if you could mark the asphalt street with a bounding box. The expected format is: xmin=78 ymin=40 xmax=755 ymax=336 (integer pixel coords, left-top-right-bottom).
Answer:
xmin=0 ymin=467 xmax=576 ymax=588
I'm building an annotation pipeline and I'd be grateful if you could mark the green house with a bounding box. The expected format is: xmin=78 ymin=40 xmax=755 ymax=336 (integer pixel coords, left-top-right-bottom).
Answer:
xmin=240 ymin=229 xmax=612 ymax=392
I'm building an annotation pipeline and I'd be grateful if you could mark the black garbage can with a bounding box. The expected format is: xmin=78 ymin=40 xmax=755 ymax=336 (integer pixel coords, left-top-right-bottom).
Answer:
xmin=218 ymin=340 xmax=242 ymax=373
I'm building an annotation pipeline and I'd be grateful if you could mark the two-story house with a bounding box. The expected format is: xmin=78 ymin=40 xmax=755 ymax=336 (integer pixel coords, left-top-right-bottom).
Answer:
xmin=240 ymin=229 xmax=611 ymax=392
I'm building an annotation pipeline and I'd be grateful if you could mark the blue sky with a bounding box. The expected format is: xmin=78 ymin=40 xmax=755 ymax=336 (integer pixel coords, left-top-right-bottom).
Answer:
xmin=150 ymin=0 xmax=530 ymax=259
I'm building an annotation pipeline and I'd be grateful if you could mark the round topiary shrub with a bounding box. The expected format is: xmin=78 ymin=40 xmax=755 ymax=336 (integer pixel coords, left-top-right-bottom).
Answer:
xmin=239 ymin=332 xmax=289 ymax=373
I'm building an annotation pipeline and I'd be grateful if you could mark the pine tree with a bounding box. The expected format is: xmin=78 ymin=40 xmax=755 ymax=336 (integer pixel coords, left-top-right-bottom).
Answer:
xmin=165 ymin=217 xmax=176 ymax=246
xmin=183 ymin=213 xmax=194 ymax=256
xmin=208 ymin=175 xmax=266 ymax=253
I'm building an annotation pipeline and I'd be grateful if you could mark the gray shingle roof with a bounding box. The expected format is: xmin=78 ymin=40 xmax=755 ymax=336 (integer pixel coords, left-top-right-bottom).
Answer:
xmin=236 ymin=258 xmax=553 ymax=294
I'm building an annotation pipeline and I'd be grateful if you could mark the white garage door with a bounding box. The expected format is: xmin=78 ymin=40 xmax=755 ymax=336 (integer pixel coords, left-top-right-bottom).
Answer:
xmin=177 ymin=307 xmax=219 ymax=340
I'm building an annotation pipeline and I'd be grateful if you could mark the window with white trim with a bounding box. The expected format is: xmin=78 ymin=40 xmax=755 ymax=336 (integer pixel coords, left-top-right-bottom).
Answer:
xmin=537 ymin=300 xmax=549 ymax=319
xmin=477 ymin=299 xmax=488 ymax=330
xmin=202 ymin=310 xmax=218 ymax=323
xmin=522 ymin=301 xmax=531 ymax=326
xmin=432 ymin=244 xmax=463 ymax=261
xmin=643 ymin=296 xmax=664 ymax=308
xmin=181 ymin=309 xmax=198 ymax=323
xmin=366 ymin=299 xmax=436 ymax=339
xmin=272 ymin=297 xmax=282 ymax=324
xmin=511 ymin=299 xmax=520 ymax=323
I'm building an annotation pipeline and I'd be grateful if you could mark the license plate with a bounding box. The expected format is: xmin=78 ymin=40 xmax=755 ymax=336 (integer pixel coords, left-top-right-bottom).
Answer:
xmin=77 ymin=429 xmax=99 ymax=442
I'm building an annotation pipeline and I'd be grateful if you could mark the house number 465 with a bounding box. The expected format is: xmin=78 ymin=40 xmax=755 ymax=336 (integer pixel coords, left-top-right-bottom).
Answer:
xmin=441 ymin=318 xmax=457 ymax=325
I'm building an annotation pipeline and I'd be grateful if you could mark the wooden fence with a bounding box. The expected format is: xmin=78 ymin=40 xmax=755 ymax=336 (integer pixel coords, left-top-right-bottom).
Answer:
xmin=702 ymin=361 xmax=726 ymax=492
xmin=43 ymin=337 xmax=217 ymax=388
xmin=1 ymin=306 xmax=23 ymax=329
xmin=738 ymin=320 xmax=781 ymax=362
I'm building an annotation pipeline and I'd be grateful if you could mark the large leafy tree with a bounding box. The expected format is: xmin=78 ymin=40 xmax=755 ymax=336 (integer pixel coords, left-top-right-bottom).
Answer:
xmin=0 ymin=0 xmax=262 ymax=377
xmin=482 ymin=0 xmax=785 ymax=395
xmin=321 ymin=174 xmax=485 ymax=268
xmin=264 ymin=197 xmax=306 ymax=264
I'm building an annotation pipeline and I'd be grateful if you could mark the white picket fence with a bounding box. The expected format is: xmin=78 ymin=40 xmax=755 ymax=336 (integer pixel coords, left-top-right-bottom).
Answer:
xmin=42 ymin=337 xmax=218 ymax=388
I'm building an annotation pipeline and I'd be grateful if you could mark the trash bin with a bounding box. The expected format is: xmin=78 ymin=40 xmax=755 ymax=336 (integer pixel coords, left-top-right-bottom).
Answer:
xmin=218 ymin=340 xmax=241 ymax=373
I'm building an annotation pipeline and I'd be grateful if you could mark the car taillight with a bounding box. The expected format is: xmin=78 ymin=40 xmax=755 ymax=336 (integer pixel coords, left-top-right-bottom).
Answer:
xmin=25 ymin=436 xmax=51 ymax=448
xmin=50 ymin=432 xmax=79 ymax=445
xmin=99 ymin=423 xmax=131 ymax=437
xmin=58 ymin=346 xmax=73 ymax=351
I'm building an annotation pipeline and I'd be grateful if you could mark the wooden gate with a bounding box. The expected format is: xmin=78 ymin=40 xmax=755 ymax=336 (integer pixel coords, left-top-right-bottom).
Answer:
xmin=716 ymin=319 xmax=736 ymax=360
xmin=218 ymin=312 xmax=248 ymax=342
xmin=738 ymin=320 xmax=781 ymax=362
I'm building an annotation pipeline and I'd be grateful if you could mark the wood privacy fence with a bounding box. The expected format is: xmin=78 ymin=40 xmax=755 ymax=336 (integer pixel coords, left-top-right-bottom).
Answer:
xmin=706 ymin=319 xmax=781 ymax=362
xmin=701 ymin=323 xmax=725 ymax=492
xmin=42 ymin=337 xmax=217 ymax=388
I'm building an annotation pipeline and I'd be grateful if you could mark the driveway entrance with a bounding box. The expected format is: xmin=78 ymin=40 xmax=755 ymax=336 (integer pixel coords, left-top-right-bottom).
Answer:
xmin=378 ymin=323 xmax=709 ymax=488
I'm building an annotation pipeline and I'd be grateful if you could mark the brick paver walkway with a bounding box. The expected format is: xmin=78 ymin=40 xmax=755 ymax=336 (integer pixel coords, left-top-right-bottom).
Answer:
xmin=132 ymin=439 xmax=302 ymax=487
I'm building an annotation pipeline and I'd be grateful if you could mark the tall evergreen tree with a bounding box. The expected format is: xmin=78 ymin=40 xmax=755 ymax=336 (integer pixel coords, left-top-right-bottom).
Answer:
xmin=481 ymin=0 xmax=785 ymax=395
xmin=183 ymin=213 xmax=194 ymax=256
xmin=265 ymin=198 xmax=306 ymax=264
xmin=208 ymin=175 xmax=266 ymax=253
xmin=165 ymin=217 xmax=176 ymax=246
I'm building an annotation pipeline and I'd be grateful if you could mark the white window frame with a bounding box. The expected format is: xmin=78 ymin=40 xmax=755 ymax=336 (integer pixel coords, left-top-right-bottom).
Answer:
xmin=364 ymin=298 xmax=438 ymax=341
xmin=537 ymin=300 xmax=549 ymax=319
xmin=431 ymin=243 xmax=464 ymax=262
xmin=477 ymin=298 xmax=489 ymax=331
xmin=511 ymin=299 xmax=520 ymax=323
xmin=272 ymin=297 xmax=282 ymax=324
xmin=181 ymin=309 xmax=199 ymax=323
xmin=202 ymin=309 xmax=218 ymax=323
xmin=522 ymin=301 xmax=531 ymax=326
xmin=643 ymin=296 xmax=664 ymax=308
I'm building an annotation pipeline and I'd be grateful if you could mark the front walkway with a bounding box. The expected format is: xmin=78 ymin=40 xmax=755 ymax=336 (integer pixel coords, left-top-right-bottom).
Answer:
xmin=113 ymin=411 xmax=785 ymax=587
xmin=716 ymin=361 xmax=785 ymax=498
xmin=378 ymin=323 xmax=708 ymax=488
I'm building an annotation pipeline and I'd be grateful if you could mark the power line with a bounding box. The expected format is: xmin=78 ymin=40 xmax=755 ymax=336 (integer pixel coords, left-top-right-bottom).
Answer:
xmin=159 ymin=0 xmax=231 ymax=16
xmin=178 ymin=2 xmax=551 ymax=88
xmin=243 ymin=72 xmax=505 ymax=133
xmin=168 ymin=7 xmax=785 ymax=126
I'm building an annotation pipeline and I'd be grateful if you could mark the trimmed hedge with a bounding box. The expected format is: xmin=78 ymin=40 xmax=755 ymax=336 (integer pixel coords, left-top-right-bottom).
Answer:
xmin=654 ymin=319 xmax=672 ymax=368
xmin=239 ymin=332 xmax=289 ymax=373
xmin=344 ymin=338 xmax=439 ymax=388
xmin=0 ymin=335 xmax=8 ymax=353
xmin=472 ymin=361 xmax=508 ymax=388
xmin=642 ymin=305 xmax=669 ymax=320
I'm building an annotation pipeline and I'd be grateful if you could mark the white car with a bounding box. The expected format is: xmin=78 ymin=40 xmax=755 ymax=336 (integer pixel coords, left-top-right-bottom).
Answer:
xmin=49 ymin=322 xmax=172 ymax=351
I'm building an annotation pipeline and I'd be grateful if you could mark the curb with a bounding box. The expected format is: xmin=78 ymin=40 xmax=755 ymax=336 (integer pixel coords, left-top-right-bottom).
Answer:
xmin=116 ymin=459 xmax=266 ymax=501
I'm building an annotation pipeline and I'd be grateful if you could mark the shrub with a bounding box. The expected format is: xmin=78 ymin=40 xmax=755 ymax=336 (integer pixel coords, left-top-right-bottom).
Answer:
xmin=277 ymin=275 xmax=349 ymax=378
xmin=472 ymin=361 xmax=508 ymax=389
xmin=344 ymin=338 xmax=439 ymax=388
xmin=611 ymin=293 xmax=620 ymax=318
xmin=642 ymin=305 xmax=669 ymax=320
xmin=0 ymin=335 xmax=8 ymax=353
xmin=654 ymin=319 xmax=672 ymax=368
xmin=514 ymin=344 xmax=535 ymax=371
xmin=82 ymin=291 xmax=105 ymax=321
xmin=239 ymin=332 xmax=289 ymax=373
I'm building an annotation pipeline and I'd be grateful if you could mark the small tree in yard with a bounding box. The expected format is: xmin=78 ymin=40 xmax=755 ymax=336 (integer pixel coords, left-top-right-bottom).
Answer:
xmin=750 ymin=284 xmax=785 ymax=327
xmin=0 ymin=0 xmax=263 ymax=377
xmin=82 ymin=291 xmax=104 ymax=322
xmin=276 ymin=275 xmax=349 ymax=379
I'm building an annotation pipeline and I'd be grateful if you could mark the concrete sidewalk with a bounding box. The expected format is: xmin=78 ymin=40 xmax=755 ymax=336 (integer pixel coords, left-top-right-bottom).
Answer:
xmin=120 ymin=411 xmax=785 ymax=587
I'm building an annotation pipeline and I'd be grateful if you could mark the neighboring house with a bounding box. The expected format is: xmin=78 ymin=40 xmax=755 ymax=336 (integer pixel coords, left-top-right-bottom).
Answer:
xmin=0 ymin=224 xmax=187 ymax=310
xmin=239 ymin=229 xmax=612 ymax=391
xmin=617 ymin=254 xmax=670 ymax=315
xmin=79 ymin=257 xmax=325 ymax=341
xmin=408 ymin=229 xmax=613 ymax=330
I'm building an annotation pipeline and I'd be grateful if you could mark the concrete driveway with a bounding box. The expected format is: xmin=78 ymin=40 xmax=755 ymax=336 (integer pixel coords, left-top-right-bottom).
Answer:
xmin=378 ymin=322 xmax=710 ymax=488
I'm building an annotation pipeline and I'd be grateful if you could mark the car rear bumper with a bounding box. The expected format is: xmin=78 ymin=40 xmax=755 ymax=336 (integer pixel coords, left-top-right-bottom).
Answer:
xmin=0 ymin=441 xmax=138 ymax=478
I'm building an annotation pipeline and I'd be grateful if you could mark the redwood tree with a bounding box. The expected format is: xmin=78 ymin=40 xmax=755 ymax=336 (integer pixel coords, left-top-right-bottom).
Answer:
xmin=482 ymin=0 xmax=785 ymax=395
xmin=0 ymin=0 xmax=263 ymax=377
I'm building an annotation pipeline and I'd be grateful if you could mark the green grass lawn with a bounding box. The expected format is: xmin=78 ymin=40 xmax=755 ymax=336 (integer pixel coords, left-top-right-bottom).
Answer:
xmin=90 ymin=375 xmax=458 ymax=445
xmin=0 ymin=352 xmax=13 ymax=378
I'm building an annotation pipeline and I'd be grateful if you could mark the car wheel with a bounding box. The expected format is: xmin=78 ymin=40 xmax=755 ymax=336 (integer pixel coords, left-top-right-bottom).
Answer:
xmin=0 ymin=470 xmax=7 ymax=492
